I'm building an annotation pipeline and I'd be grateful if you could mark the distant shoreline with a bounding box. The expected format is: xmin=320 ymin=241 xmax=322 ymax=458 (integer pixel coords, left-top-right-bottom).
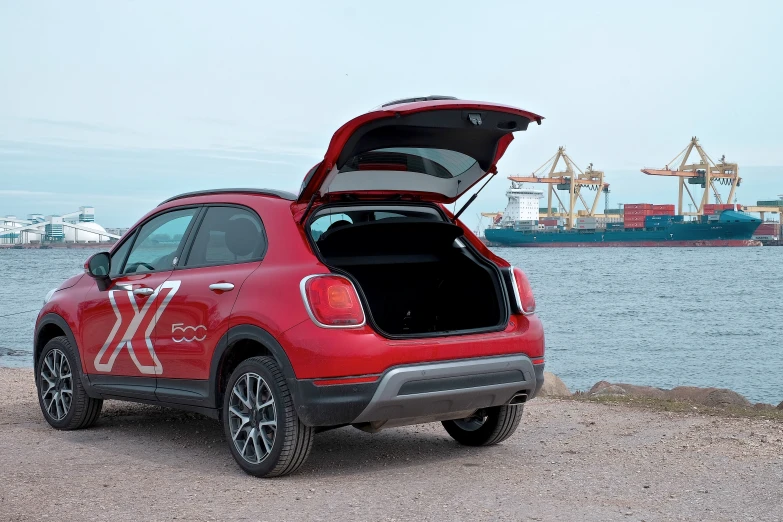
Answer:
xmin=0 ymin=243 xmax=114 ymax=250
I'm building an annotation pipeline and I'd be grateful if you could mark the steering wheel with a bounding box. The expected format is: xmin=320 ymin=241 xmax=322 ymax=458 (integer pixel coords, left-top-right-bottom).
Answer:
xmin=124 ymin=262 xmax=156 ymax=273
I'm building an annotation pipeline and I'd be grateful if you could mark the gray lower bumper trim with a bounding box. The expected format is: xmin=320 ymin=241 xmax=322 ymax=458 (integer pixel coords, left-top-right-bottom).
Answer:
xmin=352 ymin=355 xmax=536 ymax=424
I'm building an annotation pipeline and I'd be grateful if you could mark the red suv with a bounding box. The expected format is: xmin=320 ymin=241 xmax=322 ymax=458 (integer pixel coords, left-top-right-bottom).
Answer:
xmin=35 ymin=97 xmax=545 ymax=477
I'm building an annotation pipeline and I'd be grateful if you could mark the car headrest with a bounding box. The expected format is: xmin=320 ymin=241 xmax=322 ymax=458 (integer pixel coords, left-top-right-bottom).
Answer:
xmin=225 ymin=218 xmax=260 ymax=258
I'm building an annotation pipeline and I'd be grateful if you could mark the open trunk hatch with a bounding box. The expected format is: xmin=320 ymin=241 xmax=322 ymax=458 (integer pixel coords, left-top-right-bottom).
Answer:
xmin=309 ymin=204 xmax=508 ymax=338
xmin=299 ymin=98 xmax=543 ymax=204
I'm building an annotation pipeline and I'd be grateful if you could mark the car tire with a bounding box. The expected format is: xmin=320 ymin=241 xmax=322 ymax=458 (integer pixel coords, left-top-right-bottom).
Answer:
xmin=222 ymin=356 xmax=314 ymax=477
xmin=441 ymin=405 xmax=523 ymax=446
xmin=36 ymin=336 xmax=103 ymax=430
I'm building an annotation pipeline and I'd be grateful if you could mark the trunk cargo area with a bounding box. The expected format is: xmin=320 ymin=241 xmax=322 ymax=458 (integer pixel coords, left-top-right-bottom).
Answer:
xmin=313 ymin=217 xmax=505 ymax=336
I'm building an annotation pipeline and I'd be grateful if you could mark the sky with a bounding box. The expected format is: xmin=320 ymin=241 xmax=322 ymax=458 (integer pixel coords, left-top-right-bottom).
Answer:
xmin=1 ymin=0 xmax=782 ymax=228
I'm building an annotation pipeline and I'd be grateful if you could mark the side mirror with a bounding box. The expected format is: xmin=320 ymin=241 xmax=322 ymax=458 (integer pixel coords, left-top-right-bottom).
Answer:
xmin=85 ymin=252 xmax=111 ymax=278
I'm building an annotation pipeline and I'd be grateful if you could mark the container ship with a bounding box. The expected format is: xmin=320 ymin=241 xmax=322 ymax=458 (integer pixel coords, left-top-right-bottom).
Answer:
xmin=482 ymin=140 xmax=773 ymax=248
xmin=484 ymin=194 xmax=762 ymax=247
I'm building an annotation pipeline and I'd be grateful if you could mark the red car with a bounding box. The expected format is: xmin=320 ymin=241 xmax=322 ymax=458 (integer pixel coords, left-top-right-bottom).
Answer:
xmin=34 ymin=97 xmax=545 ymax=477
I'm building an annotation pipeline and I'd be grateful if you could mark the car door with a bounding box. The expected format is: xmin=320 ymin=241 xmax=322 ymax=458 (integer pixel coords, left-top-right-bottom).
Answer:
xmin=79 ymin=207 xmax=200 ymax=399
xmin=153 ymin=205 xmax=267 ymax=405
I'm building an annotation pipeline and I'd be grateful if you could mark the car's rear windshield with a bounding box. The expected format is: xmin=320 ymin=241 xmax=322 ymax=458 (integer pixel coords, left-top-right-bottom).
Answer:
xmin=339 ymin=148 xmax=478 ymax=179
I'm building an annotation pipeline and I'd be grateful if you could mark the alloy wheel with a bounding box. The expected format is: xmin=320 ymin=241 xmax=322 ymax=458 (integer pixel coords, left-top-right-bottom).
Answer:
xmin=40 ymin=349 xmax=73 ymax=421
xmin=452 ymin=411 xmax=488 ymax=432
xmin=228 ymin=372 xmax=277 ymax=463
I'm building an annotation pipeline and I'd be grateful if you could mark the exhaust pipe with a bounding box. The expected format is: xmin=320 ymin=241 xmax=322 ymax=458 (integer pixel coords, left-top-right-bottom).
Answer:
xmin=508 ymin=392 xmax=528 ymax=405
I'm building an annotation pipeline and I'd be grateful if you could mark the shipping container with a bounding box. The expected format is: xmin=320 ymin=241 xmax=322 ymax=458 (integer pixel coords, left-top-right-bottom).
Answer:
xmin=605 ymin=208 xmax=624 ymax=215
xmin=757 ymin=200 xmax=783 ymax=207
xmin=755 ymin=223 xmax=780 ymax=234
xmin=624 ymin=203 xmax=653 ymax=210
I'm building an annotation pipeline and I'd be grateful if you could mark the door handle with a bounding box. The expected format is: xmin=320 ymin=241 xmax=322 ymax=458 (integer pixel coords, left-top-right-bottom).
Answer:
xmin=209 ymin=282 xmax=235 ymax=292
xmin=133 ymin=287 xmax=154 ymax=297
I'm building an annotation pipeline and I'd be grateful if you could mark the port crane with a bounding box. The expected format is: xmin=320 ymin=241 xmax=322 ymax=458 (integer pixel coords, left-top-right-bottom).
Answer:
xmin=508 ymin=146 xmax=609 ymax=229
xmin=740 ymin=195 xmax=783 ymax=222
xmin=641 ymin=137 xmax=740 ymax=215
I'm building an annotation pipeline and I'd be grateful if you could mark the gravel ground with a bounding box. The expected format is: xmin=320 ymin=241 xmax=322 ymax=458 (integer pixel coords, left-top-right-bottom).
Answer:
xmin=1 ymin=367 xmax=782 ymax=521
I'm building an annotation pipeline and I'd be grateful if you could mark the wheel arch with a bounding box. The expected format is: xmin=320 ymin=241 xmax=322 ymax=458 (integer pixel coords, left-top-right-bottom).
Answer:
xmin=35 ymin=314 xmax=80 ymax=369
xmin=210 ymin=324 xmax=299 ymax=413
xmin=35 ymin=313 xmax=100 ymax=398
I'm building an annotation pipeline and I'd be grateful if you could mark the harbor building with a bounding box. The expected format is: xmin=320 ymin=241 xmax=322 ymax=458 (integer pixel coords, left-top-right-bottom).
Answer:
xmin=0 ymin=206 xmax=120 ymax=245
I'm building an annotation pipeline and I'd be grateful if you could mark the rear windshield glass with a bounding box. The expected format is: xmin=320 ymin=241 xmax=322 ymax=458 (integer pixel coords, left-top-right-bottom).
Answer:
xmin=339 ymin=148 xmax=477 ymax=179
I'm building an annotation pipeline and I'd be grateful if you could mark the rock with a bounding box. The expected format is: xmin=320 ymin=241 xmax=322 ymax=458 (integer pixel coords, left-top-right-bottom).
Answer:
xmin=587 ymin=381 xmax=612 ymax=395
xmin=777 ymin=401 xmax=783 ymax=410
xmin=753 ymin=403 xmax=775 ymax=410
xmin=591 ymin=384 xmax=627 ymax=397
xmin=584 ymin=380 xmax=757 ymax=409
xmin=703 ymin=389 xmax=751 ymax=408
xmin=611 ymin=383 xmax=668 ymax=399
xmin=588 ymin=381 xmax=655 ymax=397
xmin=540 ymin=372 xmax=571 ymax=397
xmin=669 ymin=386 xmax=751 ymax=408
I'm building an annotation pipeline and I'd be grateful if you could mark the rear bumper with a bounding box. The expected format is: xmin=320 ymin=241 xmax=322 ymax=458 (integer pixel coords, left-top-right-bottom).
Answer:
xmin=294 ymin=355 xmax=543 ymax=427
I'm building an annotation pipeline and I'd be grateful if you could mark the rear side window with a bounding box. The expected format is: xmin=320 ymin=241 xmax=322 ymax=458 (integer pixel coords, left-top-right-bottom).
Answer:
xmin=185 ymin=206 xmax=266 ymax=267
xmin=310 ymin=213 xmax=353 ymax=241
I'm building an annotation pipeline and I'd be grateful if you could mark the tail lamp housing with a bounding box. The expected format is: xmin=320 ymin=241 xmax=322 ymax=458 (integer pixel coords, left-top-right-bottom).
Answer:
xmin=509 ymin=267 xmax=536 ymax=315
xmin=300 ymin=274 xmax=366 ymax=328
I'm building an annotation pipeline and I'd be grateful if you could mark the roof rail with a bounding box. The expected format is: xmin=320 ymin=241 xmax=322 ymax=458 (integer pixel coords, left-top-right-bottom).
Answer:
xmin=158 ymin=188 xmax=297 ymax=206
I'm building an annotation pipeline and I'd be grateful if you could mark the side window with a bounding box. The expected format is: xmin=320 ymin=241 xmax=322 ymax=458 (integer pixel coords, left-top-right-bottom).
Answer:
xmin=184 ymin=206 xmax=266 ymax=267
xmin=123 ymin=208 xmax=198 ymax=274
xmin=109 ymin=231 xmax=136 ymax=277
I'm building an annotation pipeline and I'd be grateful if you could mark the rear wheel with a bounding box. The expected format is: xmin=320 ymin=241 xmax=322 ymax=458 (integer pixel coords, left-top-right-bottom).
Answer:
xmin=222 ymin=356 xmax=314 ymax=477
xmin=442 ymin=405 xmax=523 ymax=446
xmin=36 ymin=336 xmax=103 ymax=430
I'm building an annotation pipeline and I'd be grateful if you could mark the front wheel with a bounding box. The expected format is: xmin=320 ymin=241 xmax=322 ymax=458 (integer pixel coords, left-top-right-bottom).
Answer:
xmin=442 ymin=405 xmax=524 ymax=446
xmin=36 ymin=336 xmax=103 ymax=430
xmin=222 ymin=356 xmax=314 ymax=477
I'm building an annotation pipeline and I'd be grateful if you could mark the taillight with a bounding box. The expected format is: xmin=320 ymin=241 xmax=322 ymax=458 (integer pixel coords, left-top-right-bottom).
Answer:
xmin=510 ymin=267 xmax=536 ymax=315
xmin=300 ymin=275 xmax=365 ymax=328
